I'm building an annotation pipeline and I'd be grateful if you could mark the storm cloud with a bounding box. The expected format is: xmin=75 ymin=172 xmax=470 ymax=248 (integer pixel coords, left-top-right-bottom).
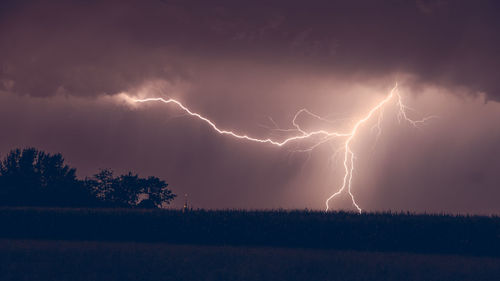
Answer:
xmin=0 ymin=0 xmax=499 ymax=213
xmin=2 ymin=0 xmax=500 ymax=98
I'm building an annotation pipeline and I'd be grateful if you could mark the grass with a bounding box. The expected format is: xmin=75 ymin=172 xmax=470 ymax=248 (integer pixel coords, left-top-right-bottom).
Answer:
xmin=1 ymin=239 xmax=500 ymax=281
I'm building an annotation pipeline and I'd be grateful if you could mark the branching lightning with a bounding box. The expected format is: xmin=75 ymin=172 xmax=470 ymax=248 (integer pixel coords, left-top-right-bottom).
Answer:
xmin=125 ymin=83 xmax=433 ymax=213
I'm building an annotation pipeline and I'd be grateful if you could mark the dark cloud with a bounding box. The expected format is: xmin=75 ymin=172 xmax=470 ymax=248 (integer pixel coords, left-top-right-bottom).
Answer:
xmin=0 ymin=1 xmax=499 ymax=213
xmin=1 ymin=0 xmax=499 ymax=98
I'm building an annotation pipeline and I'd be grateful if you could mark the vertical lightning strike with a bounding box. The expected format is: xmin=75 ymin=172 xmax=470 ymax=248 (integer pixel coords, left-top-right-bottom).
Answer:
xmin=126 ymin=83 xmax=431 ymax=213
xmin=325 ymin=84 xmax=399 ymax=213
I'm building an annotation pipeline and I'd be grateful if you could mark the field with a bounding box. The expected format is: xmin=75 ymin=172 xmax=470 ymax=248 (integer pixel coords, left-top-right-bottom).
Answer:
xmin=1 ymin=208 xmax=500 ymax=280
xmin=1 ymin=208 xmax=500 ymax=256
xmin=2 ymin=240 xmax=500 ymax=281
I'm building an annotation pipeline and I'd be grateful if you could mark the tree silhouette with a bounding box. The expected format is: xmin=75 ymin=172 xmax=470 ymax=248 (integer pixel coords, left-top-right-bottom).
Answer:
xmin=85 ymin=169 xmax=176 ymax=208
xmin=0 ymin=148 xmax=175 ymax=208
xmin=141 ymin=175 xmax=176 ymax=208
xmin=86 ymin=168 xmax=114 ymax=202
xmin=0 ymin=148 xmax=95 ymax=206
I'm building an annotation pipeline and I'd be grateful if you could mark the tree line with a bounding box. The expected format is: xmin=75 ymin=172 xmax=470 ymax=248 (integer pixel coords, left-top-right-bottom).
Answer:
xmin=0 ymin=148 xmax=176 ymax=208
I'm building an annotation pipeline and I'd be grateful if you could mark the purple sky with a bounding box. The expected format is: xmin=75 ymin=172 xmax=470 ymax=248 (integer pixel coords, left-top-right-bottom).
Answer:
xmin=1 ymin=0 xmax=499 ymax=213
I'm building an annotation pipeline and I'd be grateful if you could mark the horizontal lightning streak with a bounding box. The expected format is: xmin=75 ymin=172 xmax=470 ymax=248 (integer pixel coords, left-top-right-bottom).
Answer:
xmin=133 ymin=98 xmax=350 ymax=146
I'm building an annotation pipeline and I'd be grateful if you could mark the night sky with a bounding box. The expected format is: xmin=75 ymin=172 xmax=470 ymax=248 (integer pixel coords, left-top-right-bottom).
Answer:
xmin=1 ymin=0 xmax=499 ymax=213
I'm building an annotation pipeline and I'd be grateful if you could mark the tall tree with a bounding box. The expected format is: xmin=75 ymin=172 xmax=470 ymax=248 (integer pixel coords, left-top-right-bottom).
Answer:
xmin=0 ymin=148 xmax=95 ymax=206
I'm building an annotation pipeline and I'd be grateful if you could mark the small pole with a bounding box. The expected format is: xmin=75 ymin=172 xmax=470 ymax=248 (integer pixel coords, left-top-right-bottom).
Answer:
xmin=183 ymin=194 xmax=188 ymax=212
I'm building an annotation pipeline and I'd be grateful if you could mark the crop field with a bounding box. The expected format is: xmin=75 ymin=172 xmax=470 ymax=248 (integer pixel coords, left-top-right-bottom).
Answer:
xmin=1 ymin=208 xmax=500 ymax=280
xmin=1 ymin=208 xmax=500 ymax=256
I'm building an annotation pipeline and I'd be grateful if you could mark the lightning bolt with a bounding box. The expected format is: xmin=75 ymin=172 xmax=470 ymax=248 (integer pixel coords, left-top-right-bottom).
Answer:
xmin=126 ymin=83 xmax=433 ymax=213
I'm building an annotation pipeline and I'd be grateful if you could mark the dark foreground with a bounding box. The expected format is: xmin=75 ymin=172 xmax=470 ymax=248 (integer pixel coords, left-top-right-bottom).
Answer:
xmin=1 ymin=208 xmax=500 ymax=256
xmin=2 ymin=208 xmax=500 ymax=280
xmin=1 ymin=239 xmax=500 ymax=281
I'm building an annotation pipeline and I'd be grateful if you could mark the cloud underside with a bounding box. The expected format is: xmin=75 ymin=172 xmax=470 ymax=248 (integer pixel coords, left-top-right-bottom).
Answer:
xmin=1 ymin=0 xmax=499 ymax=99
